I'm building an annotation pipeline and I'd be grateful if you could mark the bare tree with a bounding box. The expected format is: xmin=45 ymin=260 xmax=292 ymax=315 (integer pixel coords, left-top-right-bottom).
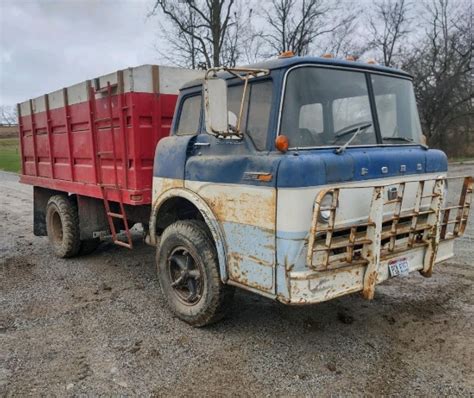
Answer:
xmin=320 ymin=14 xmax=363 ymax=59
xmin=150 ymin=0 xmax=244 ymax=68
xmin=367 ymin=0 xmax=411 ymax=67
xmin=219 ymin=6 xmax=254 ymax=67
xmin=152 ymin=5 xmax=200 ymax=69
xmin=402 ymin=0 xmax=472 ymax=153
xmin=0 ymin=105 xmax=17 ymax=126
xmin=261 ymin=0 xmax=354 ymax=56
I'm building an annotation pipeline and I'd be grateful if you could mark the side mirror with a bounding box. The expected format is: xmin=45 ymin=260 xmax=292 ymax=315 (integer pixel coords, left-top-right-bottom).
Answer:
xmin=203 ymin=77 xmax=228 ymax=136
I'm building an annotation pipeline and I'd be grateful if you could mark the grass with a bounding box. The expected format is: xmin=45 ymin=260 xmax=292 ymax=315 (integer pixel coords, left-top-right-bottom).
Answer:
xmin=449 ymin=156 xmax=474 ymax=164
xmin=0 ymin=138 xmax=21 ymax=173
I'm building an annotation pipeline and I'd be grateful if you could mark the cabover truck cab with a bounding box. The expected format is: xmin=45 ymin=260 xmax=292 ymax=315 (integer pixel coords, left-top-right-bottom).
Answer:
xmin=149 ymin=56 xmax=472 ymax=326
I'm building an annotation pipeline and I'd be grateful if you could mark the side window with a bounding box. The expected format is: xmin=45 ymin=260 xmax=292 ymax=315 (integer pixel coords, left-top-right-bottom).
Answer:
xmin=228 ymin=85 xmax=248 ymax=130
xmin=176 ymin=95 xmax=201 ymax=135
xmin=246 ymin=81 xmax=273 ymax=150
xmin=227 ymin=80 xmax=273 ymax=150
xmin=299 ymin=103 xmax=323 ymax=134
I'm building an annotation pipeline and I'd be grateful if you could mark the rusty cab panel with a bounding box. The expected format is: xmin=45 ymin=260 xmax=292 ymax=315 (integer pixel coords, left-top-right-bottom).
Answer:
xmin=157 ymin=71 xmax=282 ymax=295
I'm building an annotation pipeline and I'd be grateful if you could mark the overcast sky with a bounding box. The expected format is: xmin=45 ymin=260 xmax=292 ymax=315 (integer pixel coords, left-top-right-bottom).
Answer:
xmin=0 ymin=0 xmax=161 ymax=106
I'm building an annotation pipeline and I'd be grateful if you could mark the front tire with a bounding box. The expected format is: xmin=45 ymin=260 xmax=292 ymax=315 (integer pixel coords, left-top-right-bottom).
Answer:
xmin=45 ymin=195 xmax=81 ymax=258
xmin=157 ymin=220 xmax=234 ymax=327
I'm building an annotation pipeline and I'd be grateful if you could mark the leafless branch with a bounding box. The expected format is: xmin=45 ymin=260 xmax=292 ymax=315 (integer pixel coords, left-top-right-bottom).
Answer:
xmin=150 ymin=0 xmax=243 ymax=68
xmin=0 ymin=106 xmax=17 ymax=126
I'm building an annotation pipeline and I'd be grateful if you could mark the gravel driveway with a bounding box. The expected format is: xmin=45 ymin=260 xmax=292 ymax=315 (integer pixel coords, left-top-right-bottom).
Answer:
xmin=1 ymin=165 xmax=473 ymax=396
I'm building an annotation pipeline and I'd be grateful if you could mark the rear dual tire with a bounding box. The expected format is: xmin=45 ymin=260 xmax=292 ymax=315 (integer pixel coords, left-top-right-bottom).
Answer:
xmin=45 ymin=195 xmax=100 ymax=258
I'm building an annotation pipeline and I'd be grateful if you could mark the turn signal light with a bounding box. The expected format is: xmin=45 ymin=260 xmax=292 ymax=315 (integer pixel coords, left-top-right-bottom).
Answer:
xmin=275 ymin=135 xmax=289 ymax=152
xmin=367 ymin=59 xmax=377 ymax=64
xmin=346 ymin=55 xmax=356 ymax=61
xmin=322 ymin=53 xmax=333 ymax=58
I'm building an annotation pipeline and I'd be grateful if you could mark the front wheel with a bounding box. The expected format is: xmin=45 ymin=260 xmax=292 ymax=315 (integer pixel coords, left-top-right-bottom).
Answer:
xmin=156 ymin=220 xmax=234 ymax=327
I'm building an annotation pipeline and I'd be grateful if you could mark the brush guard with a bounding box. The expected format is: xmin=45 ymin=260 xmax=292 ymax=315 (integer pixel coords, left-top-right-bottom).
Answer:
xmin=306 ymin=176 xmax=473 ymax=300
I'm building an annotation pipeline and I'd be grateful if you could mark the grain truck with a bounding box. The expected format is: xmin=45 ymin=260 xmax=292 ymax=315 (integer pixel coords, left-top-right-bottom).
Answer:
xmin=18 ymin=55 xmax=473 ymax=326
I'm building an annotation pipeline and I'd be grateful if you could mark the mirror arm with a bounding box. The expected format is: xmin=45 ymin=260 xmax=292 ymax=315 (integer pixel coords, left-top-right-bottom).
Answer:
xmin=236 ymin=75 xmax=250 ymax=136
xmin=205 ymin=67 xmax=270 ymax=81
xmin=203 ymin=66 xmax=269 ymax=138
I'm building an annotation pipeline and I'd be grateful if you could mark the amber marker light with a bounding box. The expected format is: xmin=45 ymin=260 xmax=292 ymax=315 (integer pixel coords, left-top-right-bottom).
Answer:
xmin=275 ymin=135 xmax=289 ymax=153
xmin=279 ymin=50 xmax=295 ymax=58
xmin=130 ymin=194 xmax=143 ymax=201
xmin=367 ymin=58 xmax=377 ymax=64
xmin=322 ymin=53 xmax=333 ymax=58
xmin=257 ymin=174 xmax=273 ymax=182
xmin=346 ymin=55 xmax=356 ymax=61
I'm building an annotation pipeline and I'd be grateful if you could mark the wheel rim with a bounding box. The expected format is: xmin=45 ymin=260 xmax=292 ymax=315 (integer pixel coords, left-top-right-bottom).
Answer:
xmin=50 ymin=208 xmax=63 ymax=244
xmin=167 ymin=246 xmax=204 ymax=305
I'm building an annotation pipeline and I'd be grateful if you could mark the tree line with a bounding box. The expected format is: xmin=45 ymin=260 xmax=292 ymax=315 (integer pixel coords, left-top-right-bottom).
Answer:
xmin=151 ymin=0 xmax=472 ymax=157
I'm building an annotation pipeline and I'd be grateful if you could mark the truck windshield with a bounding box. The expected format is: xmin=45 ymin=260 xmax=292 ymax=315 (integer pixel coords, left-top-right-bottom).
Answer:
xmin=371 ymin=74 xmax=422 ymax=144
xmin=280 ymin=66 xmax=422 ymax=149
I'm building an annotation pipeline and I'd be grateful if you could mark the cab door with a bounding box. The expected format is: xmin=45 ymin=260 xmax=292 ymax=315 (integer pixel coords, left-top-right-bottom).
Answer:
xmin=184 ymin=79 xmax=280 ymax=294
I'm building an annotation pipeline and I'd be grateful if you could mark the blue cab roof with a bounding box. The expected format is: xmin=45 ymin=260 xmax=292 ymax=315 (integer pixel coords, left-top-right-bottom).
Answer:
xmin=181 ymin=55 xmax=412 ymax=90
xmin=247 ymin=55 xmax=411 ymax=76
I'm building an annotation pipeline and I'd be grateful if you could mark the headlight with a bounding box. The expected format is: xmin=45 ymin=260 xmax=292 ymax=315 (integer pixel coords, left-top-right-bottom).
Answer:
xmin=318 ymin=192 xmax=335 ymax=223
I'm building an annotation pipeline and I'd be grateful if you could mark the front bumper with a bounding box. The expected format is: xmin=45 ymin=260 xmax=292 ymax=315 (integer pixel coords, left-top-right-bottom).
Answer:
xmin=283 ymin=239 xmax=454 ymax=304
xmin=278 ymin=176 xmax=472 ymax=305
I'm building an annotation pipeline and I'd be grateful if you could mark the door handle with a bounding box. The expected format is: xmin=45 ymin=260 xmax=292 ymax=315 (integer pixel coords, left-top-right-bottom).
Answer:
xmin=194 ymin=142 xmax=210 ymax=147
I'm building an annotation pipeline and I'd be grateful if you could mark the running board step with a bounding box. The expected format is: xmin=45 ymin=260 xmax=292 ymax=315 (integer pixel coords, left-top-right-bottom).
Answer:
xmin=113 ymin=239 xmax=132 ymax=249
xmin=107 ymin=211 xmax=124 ymax=219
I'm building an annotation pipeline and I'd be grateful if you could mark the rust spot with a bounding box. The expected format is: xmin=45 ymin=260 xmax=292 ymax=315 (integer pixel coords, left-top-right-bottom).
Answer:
xmin=154 ymin=177 xmax=183 ymax=195
xmin=205 ymin=188 xmax=276 ymax=230
xmin=420 ymin=268 xmax=432 ymax=278
xmin=247 ymin=254 xmax=272 ymax=267
xmin=227 ymin=252 xmax=273 ymax=292
xmin=228 ymin=252 xmax=244 ymax=281
xmin=264 ymin=243 xmax=275 ymax=251
xmin=276 ymin=294 xmax=290 ymax=304
xmin=362 ymin=271 xmax=377 ymax=300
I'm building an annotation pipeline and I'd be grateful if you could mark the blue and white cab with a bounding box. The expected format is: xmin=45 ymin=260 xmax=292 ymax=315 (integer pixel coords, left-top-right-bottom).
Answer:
xmin=149 ymin=55 xmax=472 ymax=326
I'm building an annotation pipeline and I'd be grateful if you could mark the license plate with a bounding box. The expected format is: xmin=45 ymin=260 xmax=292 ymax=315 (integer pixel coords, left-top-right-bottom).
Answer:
xmin=388 ymin=257 xmax=410 ymax=277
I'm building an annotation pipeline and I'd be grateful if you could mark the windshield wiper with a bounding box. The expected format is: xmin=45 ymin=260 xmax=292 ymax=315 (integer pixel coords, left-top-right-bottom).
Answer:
xmin=335 ymin=122 xmax=372 ymax=154
xmin=382 ymin=136 xmax=413 ymax=142
xmin=382 ymin=136 xmax=429 ymax=149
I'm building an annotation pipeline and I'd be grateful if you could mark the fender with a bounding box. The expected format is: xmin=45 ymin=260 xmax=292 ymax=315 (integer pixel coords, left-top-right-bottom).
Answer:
xmin=149 ymin=187 xmax=229 ymax=282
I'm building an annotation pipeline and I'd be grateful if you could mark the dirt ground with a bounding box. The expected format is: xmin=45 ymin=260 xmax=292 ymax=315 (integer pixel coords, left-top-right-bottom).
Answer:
xmin=1 ymin=165 xmax=473 ymax=397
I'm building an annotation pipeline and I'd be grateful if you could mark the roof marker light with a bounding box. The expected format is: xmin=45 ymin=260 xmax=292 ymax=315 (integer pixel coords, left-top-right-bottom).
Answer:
xmin=322 ymin=53 xmax=333 ymax=58
xmin=279 ymin=50 xmax=295 ymax=58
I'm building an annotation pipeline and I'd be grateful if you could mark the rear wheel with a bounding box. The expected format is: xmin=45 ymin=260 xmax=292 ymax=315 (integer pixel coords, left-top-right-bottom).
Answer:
xmin=157 ymin=220 xmax=234 ymax=327
xmin=46 ymin=195 xmax=81 ymax=258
